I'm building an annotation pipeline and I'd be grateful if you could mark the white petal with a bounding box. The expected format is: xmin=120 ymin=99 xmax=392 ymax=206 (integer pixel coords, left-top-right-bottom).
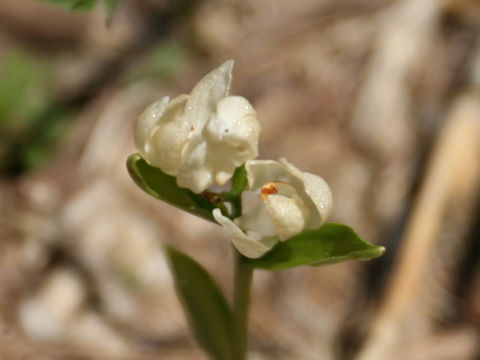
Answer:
xmin=147 ymin=95 xmax=190 ymax=175
xmin=302 ymin=173 xmax=333 ymax=227
xmin=184 ymin=60 xmax=234 ymax=133
xmin=212 ymin=209 xmax=274 ymax=258
xmin=176 ymin=142 xmax=213 ymax=193
xmin=201 ymin=96 xmax=260 ymax=186
xmin=204 ymin=96 xmax=258 ymax=141
xmin=244 ymin=159 xmax=333 ymax=230
xmin=134 ymin=96 xmax=170 ymax=161
xmin=263 ymin=193 xmax=309 ymax=240
xmin=178 ymin=61 xmax=237 ymax=188
xmin=236 ymin=200 xmax=277 ymax=237
xmin=209 ymin=97 xmax=260 ymax=159
xmin=279 ymin=159 xmax=333 ymax=227
xmin=215 ymin=170 xmax=234 ymax=185
xmin=245 ymin=160 xmax=287 ymax=191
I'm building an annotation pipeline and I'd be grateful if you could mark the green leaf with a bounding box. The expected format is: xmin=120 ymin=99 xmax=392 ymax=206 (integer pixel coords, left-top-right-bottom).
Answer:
xmin=126 ymin=153 xmax=216 ymax=222
xmin=231 ymin=164 xmax=247 ymax=196
xmin=166 ymin=246 xmax=234 ymax=360
xmin=243 ymin=223 xmax=385 ymax=270
xmin=219 ymin=165 xmax=248 ymax=219
xmin=41 ymin=0 xmax=97 ymax=11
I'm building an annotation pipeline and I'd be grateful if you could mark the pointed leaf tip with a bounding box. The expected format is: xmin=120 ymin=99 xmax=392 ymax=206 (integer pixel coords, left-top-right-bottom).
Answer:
xmin=242 ymin=223 xmax=385 ymax=270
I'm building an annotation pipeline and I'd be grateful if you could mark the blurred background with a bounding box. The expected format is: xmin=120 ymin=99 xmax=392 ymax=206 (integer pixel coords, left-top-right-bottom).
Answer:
xmin=1 ymin=0 xmax=480 ymax=359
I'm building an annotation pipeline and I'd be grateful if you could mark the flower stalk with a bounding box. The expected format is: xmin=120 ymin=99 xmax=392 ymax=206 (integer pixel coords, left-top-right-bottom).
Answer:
xmin=232 ymin=249 xmax=253 ymax=360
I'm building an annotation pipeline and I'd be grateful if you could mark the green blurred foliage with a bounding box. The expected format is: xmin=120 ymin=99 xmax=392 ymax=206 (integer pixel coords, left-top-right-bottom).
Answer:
xmin=0 ymin=49 xmax=50 ymax=128
xmin=124 ymin=40 xmax=187 ymax=84
xmin=42 ymin=0 xmax=97 ymax=11
xmin=0 ymin=49 xmax=68 ymax=172
xmin=40 ymin=0 xmax=121 ymax=20
xmin=21 ymin=108 xmax=69 ymax=171
xmin=104 ymin=0 xmax=120 ymax=21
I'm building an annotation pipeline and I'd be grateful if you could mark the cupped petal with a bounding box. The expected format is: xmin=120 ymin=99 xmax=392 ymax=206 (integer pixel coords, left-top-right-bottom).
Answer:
xmin=245 ymin=160 xmax=288 ymax=191
xmin=244 ymin=159 xmax=333 ymax=231
xmin=212 ymin=209 xmax=275 ymax=258
xmin=207 ymin=116 xmax=260 ymax=184
xmin=263 ymin=193 xmax=309 ymax=240
xmin=198 ymin=96 xmax=261 ymax=186
xmin=147 ymin=94 xmax=190 ymax=174
xmin=207 ymin=96 xmax=260 ymax=161
xmin=177 ymin=61 xmax=236 ymax=190
xmin=184 ymin=60 xmax=234 ymax=133
xmin=236 ymin=200 xmax=277 ymax=237
xmin=279 ymin=159 xmax=333 ymax=228
xmin=135 ymin=96 xmax=170 ymax=161
xmin=204 ymin=96 xmax=258 ymax=141
xmin=176 ymin=142 xmax=213 ymax=193
xmin=301 ymin=172 xmax=332 ymax=227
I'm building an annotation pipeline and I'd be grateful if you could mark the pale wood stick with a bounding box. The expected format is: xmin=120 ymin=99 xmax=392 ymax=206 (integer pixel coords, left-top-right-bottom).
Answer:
xmin=356 ymin=91 xmax=480 ymax=360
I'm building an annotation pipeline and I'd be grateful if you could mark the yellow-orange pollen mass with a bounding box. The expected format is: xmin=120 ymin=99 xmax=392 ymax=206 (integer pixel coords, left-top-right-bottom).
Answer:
xmin=261 ymin=182 xmax=278 ymax=200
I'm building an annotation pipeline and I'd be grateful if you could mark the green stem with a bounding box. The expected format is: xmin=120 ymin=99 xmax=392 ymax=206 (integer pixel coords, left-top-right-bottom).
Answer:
xmin=232 ymin=249 xmax=253 ymax=360
xmin=229 ymin=171 xmax=251 ymax=360
xmin=229 ymin=197 xmax=242 ymax=219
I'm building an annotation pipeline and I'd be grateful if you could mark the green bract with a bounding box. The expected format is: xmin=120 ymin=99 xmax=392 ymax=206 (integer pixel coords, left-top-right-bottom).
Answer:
xmin=127 ymin=153 xmax=216 ymax=222
xmin=242 ymin=223 xmax=385 ymax=270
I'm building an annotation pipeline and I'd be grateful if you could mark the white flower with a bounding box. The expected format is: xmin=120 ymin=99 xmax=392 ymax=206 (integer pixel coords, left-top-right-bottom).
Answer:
xmin=213 ymin=159 xmax=333 ymax=258
xmin=135 ymin=60 xmax=260 ymax=193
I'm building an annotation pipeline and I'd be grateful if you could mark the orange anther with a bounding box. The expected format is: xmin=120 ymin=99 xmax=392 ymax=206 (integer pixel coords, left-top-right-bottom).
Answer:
xmin=261 ymin=182 xmax=278 ymax=200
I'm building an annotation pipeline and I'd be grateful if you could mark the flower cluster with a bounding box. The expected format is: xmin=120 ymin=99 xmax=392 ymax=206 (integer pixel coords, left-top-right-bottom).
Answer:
xmin=135 ymin=60 xmax=333 ymax=258
xmin=135 ymin=60 xmax=260 ymax=193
